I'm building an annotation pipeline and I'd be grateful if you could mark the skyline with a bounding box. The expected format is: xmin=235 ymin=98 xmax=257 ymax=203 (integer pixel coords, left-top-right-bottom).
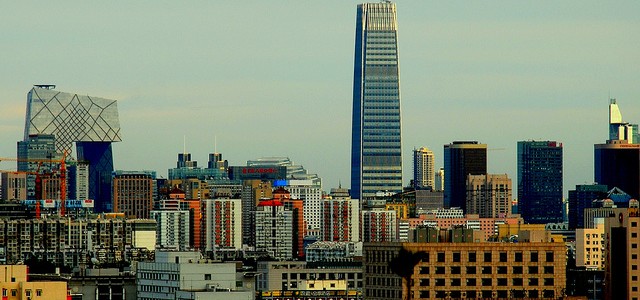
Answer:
xmin=1 ymin=1 xmax=640 ymax=197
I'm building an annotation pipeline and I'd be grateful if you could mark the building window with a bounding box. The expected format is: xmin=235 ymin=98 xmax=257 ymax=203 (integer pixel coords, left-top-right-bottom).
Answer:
xmin=453 ymin=252 xmax=461 ymax=262
xmin=435 ymin=267 xmax=445 ymax=274
xmin=632 ymin=221 xmax=637 ymax=227
xmin=25 ymin=290 xmax=31 ymax=297
xmin=481 ymin=278 xmax=492 ymax=286
xmin=451 ymin=266 xmax=461 ymax=274
xmin=546 ymin=252 xmax=554 ymax=262
xmin=419 ymin=267 xmax=429 ymax=274
xmin=497 ymin=266 xmax=507 ymax=274
xmin=205 ymin=274 xmax=212 ymax=280
xmin=466 ymin=266 xmax=476 ymax=274
xmin=499 ymin=252 xmax=507 ymax=262
xmin=484 ymin=252 xmax=492 ymax=262
xmin=497 ymin=278 xmax=507 ymax=286
xmin=544 ymin=266 xmax=554 ymax=274
xmin=482 ymin=266 xmax=492 ymax=274
xmin=514 ymin=252 xmax=523 ymax=262
xmin=451 ymin=278 xmax=461 ymax=286
xmin=435 ymin=278 xmax=445 ymax=286
xmin=513 ymin=266 xmax=523 ymax=274
xmin=513 ymin=278 xmax=523 ymax=286
xmin=529 ymin=278 xmax=539 ymax=286
xmin=466 ymin=278 xmax=476 ymax=286
xmin=544 ymin=278 xmax=554 ymax=286
xmin=633 ymin=244 xmax=638 ymax=249
xmin=530 ymin=251 xmax=538 ymax=262
xmin=633 ymin=276 xmax=638 ymax=281
xmin=437 ymin=252 xmax=445 ymax=262
xmin=419 ymin=279 xmax=429 ymax=286
xmin=11 ymin=290 xmax=16 ymax=297
xmin=529 ymin=266 xmax=538 ymax=274
xmin=36 ymin=290 xmax=42 ymax=296
xmin=419 ymin=291 xmax=429 ymax=298
xmin=468 ymin=252 xmax=476 ymax=262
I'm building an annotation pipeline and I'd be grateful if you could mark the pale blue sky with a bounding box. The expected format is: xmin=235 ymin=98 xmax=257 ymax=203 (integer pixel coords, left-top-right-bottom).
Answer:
xmin=1 ymin=1 xmax=639 ymax=196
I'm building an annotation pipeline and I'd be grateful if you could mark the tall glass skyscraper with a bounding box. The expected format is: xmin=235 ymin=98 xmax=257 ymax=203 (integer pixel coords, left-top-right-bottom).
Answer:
xmin=351 ymin=2 xmax=402 ymax=200
xmin=517 ymin=140 xmax=563 ymax=224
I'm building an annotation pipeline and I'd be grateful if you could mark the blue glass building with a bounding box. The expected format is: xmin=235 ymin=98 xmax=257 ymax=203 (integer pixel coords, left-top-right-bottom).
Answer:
xmin=350 ymin=2 xmax=403 ymax=200
xmin=517 ymin=141 xmax=563 ymax=224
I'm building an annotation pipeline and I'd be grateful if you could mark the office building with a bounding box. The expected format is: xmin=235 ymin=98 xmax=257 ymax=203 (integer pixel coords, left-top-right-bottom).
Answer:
xmin=567 ymin=184 xmax=608 ymax=229
xmin=350 ymin=2 xmax=403 ymax=200
xmin=413 ymin=147 xmax=435 ymax=189
xmin=1 ymin=172 xmax=27 ymax=201
xmin=594 ymin=141 xmax=640 ymax=200
xmin=443 ymin=141 xmax=487 ymax=211
xmin=609 ymin=98 xmax=638 ymax=144
xmin=603 ymin=204 xmax=640 ymax=300
xmin=363 ymin=230 xmax=567 ymax=300
xmin=517 ymin=140 xmax=563 ymax=224
xmin=466 ymin=174 xmax=512 ymax=218
xmin=23 ymin=86 xmax=121 ymax=212
xmin=112 ymin=170 xmax=156 ymax=219
xmin=16 ymin=134 xmax=59 ymax=200
xmin=274 ymin=179 xmax=323 ymax=237
xmin=202 ymin=198 xmax=242 ymax=251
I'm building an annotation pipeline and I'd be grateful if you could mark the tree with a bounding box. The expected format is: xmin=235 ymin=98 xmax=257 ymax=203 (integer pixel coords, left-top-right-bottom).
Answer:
xmin=388 ymin=247 xmax=428 ymax=300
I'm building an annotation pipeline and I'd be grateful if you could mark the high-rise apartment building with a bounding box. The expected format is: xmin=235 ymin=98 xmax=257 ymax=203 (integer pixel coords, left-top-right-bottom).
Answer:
xmin=24 ymin=86 xmax=121 ymax=212
xmin=151 ymin=209 xmax=190 ymax=251
xmin=254 ymin=199 xmax=294 ymax=261
xmin=0 ymin=172 xmax=27 ymax=201
xmin=466 ymin=174 xmax=512 ymax=218
xmin=202 ymin=198 xmax=242 ymax=251
xmin=322 ymin=197 xmax=360 ymax=242
xmin=351 ymin=2 xmax=403 ymax=200
xmin=361 ymin=210 xmax=397 ymax=243
xmin=517 ymin=141 xmax=563 ymax=224
xmin=443 ymin=141 xmax=487 ymax=211
xmin=413 ymin=147 xmax=435 ymax=189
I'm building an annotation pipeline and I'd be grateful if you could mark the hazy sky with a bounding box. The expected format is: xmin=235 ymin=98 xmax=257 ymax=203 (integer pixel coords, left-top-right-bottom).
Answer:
xmin=1 ymin=1 xmax=639 ymax=196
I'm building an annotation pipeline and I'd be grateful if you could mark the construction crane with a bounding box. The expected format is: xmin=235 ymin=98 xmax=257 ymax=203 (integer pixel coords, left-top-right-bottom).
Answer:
xmin=0 ymin=151 xmax=68 ymax=216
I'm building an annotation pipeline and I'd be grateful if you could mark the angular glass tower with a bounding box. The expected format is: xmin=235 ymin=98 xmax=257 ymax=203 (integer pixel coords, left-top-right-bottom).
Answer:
xmin=351 ymin=2 xmax=402 ymax=200
xmin=24 ymin=85 xmax=121 ymax=212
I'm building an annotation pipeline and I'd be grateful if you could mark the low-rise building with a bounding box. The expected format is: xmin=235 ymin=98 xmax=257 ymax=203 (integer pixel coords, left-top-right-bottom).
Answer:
xmin=364 ymin=229 xmax=566 ymax=299
xmin=137 ymin=251 xmax=252 ymax=300
xmin=0 ymin=265 xmax=67 ymax=300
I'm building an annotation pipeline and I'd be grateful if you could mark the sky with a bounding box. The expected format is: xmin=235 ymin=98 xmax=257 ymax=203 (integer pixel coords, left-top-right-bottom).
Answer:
xmin=1 ymin=1 xmax=639 ymax=197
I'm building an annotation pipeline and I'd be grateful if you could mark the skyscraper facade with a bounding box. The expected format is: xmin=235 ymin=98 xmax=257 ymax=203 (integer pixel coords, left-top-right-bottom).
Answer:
xmin=351 ymin=2 xmax=402 ymax=200
xmin=594 ymin=142 xmax=640 ymax=200
xmin=443 ymin=141 xmax=487 ymax=211
xmin=517 ymin=141 xmax=563 ymax=224
xmin=23 ymin=86 xmax=121 ymax=212
xmin=413 ymin=147 xmax=435 ymax=189
xmin=466 ymin=174 xmax=512 ymax=218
